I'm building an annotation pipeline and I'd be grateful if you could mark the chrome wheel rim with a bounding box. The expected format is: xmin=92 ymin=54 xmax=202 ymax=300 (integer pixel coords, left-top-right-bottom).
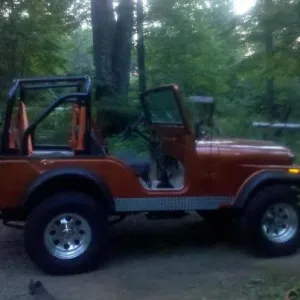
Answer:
xmin=261 ymin=203 xmax=298 ymax=244
xmin=44 ymin=213 xmax=92 ymax=260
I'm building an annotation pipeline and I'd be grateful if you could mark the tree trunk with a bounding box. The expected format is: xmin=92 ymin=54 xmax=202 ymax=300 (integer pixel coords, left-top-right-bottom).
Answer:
xmin=91 ymin=0 xmax=135 ymax=100
xmin=136 ymin=0 xmax=146 ymax=94
xmin=91 ymin=0 xmax=115 ymax=93
xmin=112 ymin=0 xmax=134 ymax=99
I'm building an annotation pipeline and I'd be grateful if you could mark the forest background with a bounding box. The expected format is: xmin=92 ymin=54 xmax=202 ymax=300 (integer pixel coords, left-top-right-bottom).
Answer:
xmin=1 ymin=0 xmax=300 ymax=155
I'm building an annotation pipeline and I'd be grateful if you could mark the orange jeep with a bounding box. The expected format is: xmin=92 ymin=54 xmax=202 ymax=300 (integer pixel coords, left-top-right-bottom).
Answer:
xmin=0 ymin=76 xmax=299 ymax=274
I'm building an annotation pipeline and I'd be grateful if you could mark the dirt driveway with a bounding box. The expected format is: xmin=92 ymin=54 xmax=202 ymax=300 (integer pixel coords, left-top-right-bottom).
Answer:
xmin=1 ymin=213 xmax=300 ymax=300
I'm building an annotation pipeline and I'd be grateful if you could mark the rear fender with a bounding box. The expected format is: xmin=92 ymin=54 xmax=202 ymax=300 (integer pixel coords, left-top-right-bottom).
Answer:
xmin=22 ymin=168 xmax=115 ymax=214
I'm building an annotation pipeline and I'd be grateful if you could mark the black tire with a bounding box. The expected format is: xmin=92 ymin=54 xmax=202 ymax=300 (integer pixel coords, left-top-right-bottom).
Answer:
xmin=24 ymin=192 xmax=109 ymax=275
xmin=241 ymin=185 xmax=300 ymax=257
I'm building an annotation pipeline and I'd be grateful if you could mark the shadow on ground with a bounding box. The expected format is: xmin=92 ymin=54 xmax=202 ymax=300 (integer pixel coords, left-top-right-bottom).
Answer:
xmin=110 ymin=213 xmax=241 ymax=261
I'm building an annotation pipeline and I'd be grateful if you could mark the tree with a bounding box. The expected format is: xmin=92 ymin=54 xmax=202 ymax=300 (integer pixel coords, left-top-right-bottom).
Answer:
xmin=136 ymin=0 xmax=147 ymax=93
xmin=0 ymin=0 xmax=80 ymax=100
xmin=144 ymin=0 xmax=241 ymax=95
xmin=64 ymin=28 xmax=94 ymax=76
xmin=236 ymin=0 xmax=300 ymax=122
xmin=91 ymin=0 xmax=134 ymax=100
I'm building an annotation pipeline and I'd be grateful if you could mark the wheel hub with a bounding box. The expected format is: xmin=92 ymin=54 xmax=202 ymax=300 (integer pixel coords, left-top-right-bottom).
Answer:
xmin=261 ymin=203 xmax=299 ymax=244
xmin=44 ymin=213 xmax=92 ymax=260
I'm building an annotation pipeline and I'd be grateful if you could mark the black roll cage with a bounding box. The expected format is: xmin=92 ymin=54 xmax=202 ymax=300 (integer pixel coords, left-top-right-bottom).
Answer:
xmin=1 ymin=76 xmax=92 ymax=156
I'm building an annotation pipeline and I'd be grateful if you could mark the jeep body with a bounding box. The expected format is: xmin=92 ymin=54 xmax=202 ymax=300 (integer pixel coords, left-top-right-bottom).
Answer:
xmin=0 ymin=78 xmax=295 ymax=214
xmin=0 ymin=76 xmax=299 ymax=274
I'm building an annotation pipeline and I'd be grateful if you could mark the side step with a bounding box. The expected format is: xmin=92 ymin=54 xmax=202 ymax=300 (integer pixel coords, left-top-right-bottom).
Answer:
xmin=115 ymin=196 xmax=234 ymax=212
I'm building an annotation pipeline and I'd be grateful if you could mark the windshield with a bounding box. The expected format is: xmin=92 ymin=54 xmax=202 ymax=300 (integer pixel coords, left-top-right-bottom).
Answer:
xmin=142 ymin=88 xmax=184 ymax=125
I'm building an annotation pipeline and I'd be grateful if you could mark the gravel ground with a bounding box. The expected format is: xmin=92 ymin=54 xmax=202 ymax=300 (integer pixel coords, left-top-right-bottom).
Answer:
xmin=1 ymin=213 xmax=300 ymax=300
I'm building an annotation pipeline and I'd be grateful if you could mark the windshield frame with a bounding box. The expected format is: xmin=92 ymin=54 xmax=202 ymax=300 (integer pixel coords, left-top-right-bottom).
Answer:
xmin=140 ymin=84 xmax=190 ymax=130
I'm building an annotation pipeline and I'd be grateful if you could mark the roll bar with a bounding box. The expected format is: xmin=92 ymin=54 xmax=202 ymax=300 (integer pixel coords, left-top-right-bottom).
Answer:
xmin=1 ymin=76 xmax=92 ymax=155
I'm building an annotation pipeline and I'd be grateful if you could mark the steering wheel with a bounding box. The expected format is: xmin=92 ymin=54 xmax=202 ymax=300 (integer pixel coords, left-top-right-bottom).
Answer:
xmin=121 ymin=113 xmax=149 ymax=141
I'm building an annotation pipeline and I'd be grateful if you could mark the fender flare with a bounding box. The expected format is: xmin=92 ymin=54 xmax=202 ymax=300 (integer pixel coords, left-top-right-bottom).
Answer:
xmin=234 ymin=169 xmax=300 ymax=209
xmin=22 ymin=168 xmax=115 ymax=214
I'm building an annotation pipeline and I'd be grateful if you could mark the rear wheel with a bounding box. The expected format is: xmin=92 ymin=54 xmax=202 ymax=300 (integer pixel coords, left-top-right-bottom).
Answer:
xmin=25 ymin=192 xmax=109 ymax=274
xmin=241 ymin=185 xmax=300 ymax=257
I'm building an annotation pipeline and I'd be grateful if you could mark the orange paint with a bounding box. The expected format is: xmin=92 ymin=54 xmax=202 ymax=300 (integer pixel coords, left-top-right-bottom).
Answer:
xmin=0 ymin=84 xmax=296 ymax=211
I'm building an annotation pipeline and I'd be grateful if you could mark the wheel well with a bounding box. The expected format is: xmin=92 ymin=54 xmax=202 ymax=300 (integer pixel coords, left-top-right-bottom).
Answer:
xmin=24 ymin=175 xmax=115 ymax=217
xmin=240 ymin=180 xmax=300 ymax=210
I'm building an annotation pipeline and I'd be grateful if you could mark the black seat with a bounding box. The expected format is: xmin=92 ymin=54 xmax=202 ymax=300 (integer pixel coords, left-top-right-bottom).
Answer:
xmin=114 ymin=152 xmax=150 ymax=180
xmin=89 ymin=132 xmax=150 ymax=182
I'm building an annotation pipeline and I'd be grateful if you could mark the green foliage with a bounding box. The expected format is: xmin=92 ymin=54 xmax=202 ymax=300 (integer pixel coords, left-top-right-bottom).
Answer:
xmin=145 ymin=0 xmax=241 ymax=96
xmin=63 ymin=28 xmax=94 ymax=75
xmin=0 ymin=0 xmax=82 ymax=94
xmin=97 ymin=101 xmax=140 ymax=136
xmin=108 ymin=134 xmax=148 ymax=156
xmin=3 ymin=0 xmax=300 ymax=157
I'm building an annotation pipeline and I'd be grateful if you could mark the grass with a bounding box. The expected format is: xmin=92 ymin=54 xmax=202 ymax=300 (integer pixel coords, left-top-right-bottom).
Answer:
xmin=233 ymin=272 xmax=300 ymax=300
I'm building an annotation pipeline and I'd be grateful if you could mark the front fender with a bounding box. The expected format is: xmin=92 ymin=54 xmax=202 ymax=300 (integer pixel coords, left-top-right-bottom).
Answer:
xmin=234 ymin=169 xmax=300 ymax=209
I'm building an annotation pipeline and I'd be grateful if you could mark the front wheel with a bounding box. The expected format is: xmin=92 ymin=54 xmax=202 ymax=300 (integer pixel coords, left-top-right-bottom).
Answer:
xmin=241 ymin=185 xmax=300 ymax=257
xmin=24 ymin=192 xmax=109 ymax=274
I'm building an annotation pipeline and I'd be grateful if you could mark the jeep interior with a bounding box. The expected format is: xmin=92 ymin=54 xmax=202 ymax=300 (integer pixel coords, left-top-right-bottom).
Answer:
xmin=1 ymin=77 xmax=190 ymax=191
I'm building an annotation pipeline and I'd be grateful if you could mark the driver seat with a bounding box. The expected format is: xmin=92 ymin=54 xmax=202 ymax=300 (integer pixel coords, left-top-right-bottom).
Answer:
xmin=89 ymin=133 xmax=151 ymax=183
xmin=113 ymin=151 xmax=151 ymax=185
xmin=88 ymin=125 xmax=151 ymax=184
xmin=89 ymin=138 xmax=150 ymax=184
xmin=71 ymin=106 xmax=151 ymax=184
